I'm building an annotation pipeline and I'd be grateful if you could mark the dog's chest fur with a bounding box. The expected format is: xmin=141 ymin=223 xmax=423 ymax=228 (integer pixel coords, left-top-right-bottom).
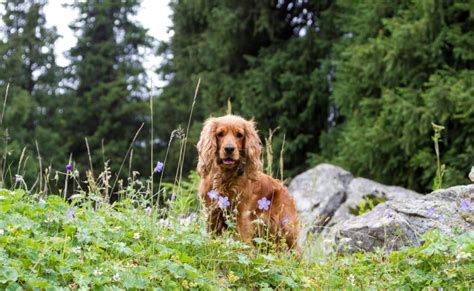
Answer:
xmin=211 ymin=171 xmax=247 ymax=205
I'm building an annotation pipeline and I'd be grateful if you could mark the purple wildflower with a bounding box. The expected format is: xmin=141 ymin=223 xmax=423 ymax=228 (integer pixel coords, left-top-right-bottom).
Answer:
xmin=207 ymin=189 xmax=219 ymax=200
xmin=438 ymin=213 xmax=444 ymax=223
xmin=15 ymin=176 xmax=23 ymax=183
xmin=218 ymin=196 xmax=230 ymax=209
xmin=460 ymin=199 xmax=471 ymax=211
xmin=66 ymin=208 xmax=75 ymax=219
xmin=427 ymin=207 xmax=435 ymax=218
xmin=154 ymin=161 xmax=164 ymax=173
xmin=144 ymin=206 xmax=152 ymax=215
xmin=387 ymin=212 xmax=393 ymax=219
xmin=282 ymin=214 xmax=289 ymax=226
xmin=386 ymin=247 xmax=391 ymax=256
xmin=258 ymin=197 xmax=271 ymax=211
xmin=65 ymin=164 xmax=73 ymax=171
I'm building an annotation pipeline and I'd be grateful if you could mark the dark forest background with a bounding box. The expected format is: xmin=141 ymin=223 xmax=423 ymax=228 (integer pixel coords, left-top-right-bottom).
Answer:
xmin=0 ymin=0 xmax=472 ymax=193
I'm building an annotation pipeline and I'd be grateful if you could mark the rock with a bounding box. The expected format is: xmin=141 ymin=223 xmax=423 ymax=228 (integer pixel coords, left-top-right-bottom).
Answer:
xmin=290 ymin=163 xmax=473 ymax=255
xmin=321 ymin=177 xmax=423 ymax=240
xmin=335 ymin=184 xmax=474 ymax=253
xmin=288 ymin=164 xmax=353 ymax=243
xmin=289 ymin=164 xmax=421 ymax=245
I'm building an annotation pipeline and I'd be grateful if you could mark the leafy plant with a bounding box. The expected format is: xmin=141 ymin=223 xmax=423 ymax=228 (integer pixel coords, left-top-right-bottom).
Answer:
xmin=349 ymin=194 xmax=387 ymax=216
xmin=1 ymin=187 xmax=473 ymax=289
xmin=432 ymin=123 xmax=446 ymax=190
xmin=161 ymin=170 xmax=201 ymax=216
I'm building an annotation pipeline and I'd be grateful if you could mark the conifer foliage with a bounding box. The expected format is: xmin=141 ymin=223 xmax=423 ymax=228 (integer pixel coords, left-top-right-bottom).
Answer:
xmin=159 ymin=0 xmax=473 ymax=191
xmin=66 ymin=0 xmax=152 ymax=174
xmin=157 ymin=0 xmax=339 ymax=177
xmin=0 ymin=0 xmax=471 ymax=192
xmin=0 ymin=0 xmax=64 ymax=183
xmin=318 ymin=0 xmax=474 ymax=191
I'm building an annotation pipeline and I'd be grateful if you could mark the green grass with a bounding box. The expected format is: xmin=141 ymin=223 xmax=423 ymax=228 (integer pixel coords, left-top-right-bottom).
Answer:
xmin=0 ymin=187 xmax=473 ymax=290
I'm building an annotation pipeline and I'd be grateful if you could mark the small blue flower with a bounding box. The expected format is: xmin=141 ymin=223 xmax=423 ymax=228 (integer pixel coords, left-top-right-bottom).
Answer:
xmin=460 ymin=199 xmax=471 ymax=211
xmin=258 ymin=197 xmax=271 ymax=211
xmin=282 ymin=214 xmax=289 ymax=226
xmin=15 ymin=175 xmax=23 ymax=183
xmin=387 ymin=212 xmax=393 ymax=219
xmin=218 ymin=196 xmax=230 ymax=209
xmin=427 ymin=207 xmax=435 ymax=218
xmin=438 ymin=213 xmax=444 ymax=223
xmin=207 ymin=189 xmax=219 ymax=200
xmin=66 ymin=208 xmax=75 ymax=219
xmin=65 ymin=164 xmax=73 ymax=171
xmin=154 ymin=161 xmax=164 ymax=173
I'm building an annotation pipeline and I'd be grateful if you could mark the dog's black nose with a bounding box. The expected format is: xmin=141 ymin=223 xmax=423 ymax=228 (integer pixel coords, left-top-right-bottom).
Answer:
xmin=224 ymin=145 xmax=235 ymax=153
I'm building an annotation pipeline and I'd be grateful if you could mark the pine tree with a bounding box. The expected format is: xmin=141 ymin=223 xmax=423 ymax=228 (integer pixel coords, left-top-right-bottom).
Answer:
xmin=0 ymin=0 xmax=65 ymax=185
xmin=319 ymin=0 xmax=474 ymax=191
xmin=67 ymin=0 xmax=152 ymax=176
xmin=157 ymin=0 xmax=340 ymax=178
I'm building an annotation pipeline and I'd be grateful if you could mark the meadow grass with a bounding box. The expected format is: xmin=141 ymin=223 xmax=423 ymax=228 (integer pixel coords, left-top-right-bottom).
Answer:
xmin=0 ymin=82 xmax=473 ymax=289
xmin=0 ymin=184 xmax=473 ymax=289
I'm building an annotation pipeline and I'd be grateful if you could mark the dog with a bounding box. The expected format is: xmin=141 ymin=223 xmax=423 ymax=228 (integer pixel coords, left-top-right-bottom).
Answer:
xmin=196 ymin=115 xmax=300 ymax=250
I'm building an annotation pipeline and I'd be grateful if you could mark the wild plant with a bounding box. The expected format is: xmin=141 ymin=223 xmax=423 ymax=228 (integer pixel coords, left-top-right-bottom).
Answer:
xmin=0 ymin=83 xmax=472 ymax=289
xmin=431 ymin=123 xmax=446 ymax=190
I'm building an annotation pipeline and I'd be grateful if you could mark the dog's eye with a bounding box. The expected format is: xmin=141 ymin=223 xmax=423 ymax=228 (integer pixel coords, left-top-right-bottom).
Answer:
xmin=217 ymin=132 xmax=224 ymax=138
xmin=236 ymin=132 xmax=243 ymax=138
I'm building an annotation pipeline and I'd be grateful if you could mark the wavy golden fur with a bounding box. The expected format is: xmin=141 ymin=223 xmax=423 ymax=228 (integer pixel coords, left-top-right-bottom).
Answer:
xmin=197 ymin=115 xmax=300 ymax=250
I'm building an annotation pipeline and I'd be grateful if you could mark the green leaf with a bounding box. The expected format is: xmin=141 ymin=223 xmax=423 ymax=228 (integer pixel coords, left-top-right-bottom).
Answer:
xmin=0 ymin=266 xmax=18 ymax=284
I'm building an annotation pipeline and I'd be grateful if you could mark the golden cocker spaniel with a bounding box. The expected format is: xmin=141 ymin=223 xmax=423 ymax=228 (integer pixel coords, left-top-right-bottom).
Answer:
xmin=197 ymin=115 xmax=300 ymax=250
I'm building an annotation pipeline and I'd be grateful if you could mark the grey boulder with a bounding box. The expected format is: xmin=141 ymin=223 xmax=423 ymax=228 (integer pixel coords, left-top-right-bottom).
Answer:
xmin=335 ymin=184 xmax=474 ymax=253
xmin=289 ymin=163 xmax=473 ymax=253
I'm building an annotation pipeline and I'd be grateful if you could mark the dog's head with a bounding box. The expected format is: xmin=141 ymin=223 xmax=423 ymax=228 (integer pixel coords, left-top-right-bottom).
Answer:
xmin=197 ymin=115 xmax=262 ymax=178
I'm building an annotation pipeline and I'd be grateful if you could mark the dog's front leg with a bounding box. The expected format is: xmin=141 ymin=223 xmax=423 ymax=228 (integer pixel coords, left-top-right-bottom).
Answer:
xmin=207 ymin=207 xmax=226 ymax=235
xmin=236 ymin=210 xmax=254 ymax=243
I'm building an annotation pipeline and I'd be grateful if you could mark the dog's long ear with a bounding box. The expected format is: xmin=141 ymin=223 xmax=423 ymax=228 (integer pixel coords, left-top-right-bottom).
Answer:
xmin=244 ymin=119 xmax=262 ymax=179
xmin=197 ymin=117 xmax=217 ymax=177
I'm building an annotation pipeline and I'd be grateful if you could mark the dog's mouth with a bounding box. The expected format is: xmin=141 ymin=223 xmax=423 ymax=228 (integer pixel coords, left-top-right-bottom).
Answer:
xmin=222 ymin=158 xmax=236 ymax=165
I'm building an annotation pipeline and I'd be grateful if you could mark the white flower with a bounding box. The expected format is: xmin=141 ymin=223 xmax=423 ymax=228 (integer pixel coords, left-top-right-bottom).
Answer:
xmin=0 ymin=196 xmax=5 ymax=200
xmin=0 ymin=229 xmax=4 ymax=235
xmin=179 ymin=213 xmax=198 ymax=226
xmin=112 ymin=272 xmax=120 ymax=282
xmin=72 ymin=247 xmax=81 ymax=254
xmin=469 ymin=166 xmax=474 ymax=182
xmin=157 ymin=218 xmax=170 ymax=228
xmin=39 ymin=198 xmax=46 ymax=204
xmin=348 ymin=274 xmax=355 ymax=286
xmin=323 ymin=239 xmax=333 ymax=245
xmin=133 ymin=232 xmax=140 ymax=240
xmin=144 ymin=206 xmax=152 ymax=215
xmin=456 ymin=251 xmax=472 ymax=261
xmin=93 ymin=268 xmax=102 ymax=276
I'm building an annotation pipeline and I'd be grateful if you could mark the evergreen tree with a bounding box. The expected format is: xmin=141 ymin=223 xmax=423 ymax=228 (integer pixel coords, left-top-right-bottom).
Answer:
xmin=157 ymin=0 xmax=339 ymax=178
xmin=67 ymin=0 xmax=152 ymax=176
xmin=0 ymin=0 xmax=65 ymax=185
xmin=318 ymin=0 xmax=474 ymax=191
